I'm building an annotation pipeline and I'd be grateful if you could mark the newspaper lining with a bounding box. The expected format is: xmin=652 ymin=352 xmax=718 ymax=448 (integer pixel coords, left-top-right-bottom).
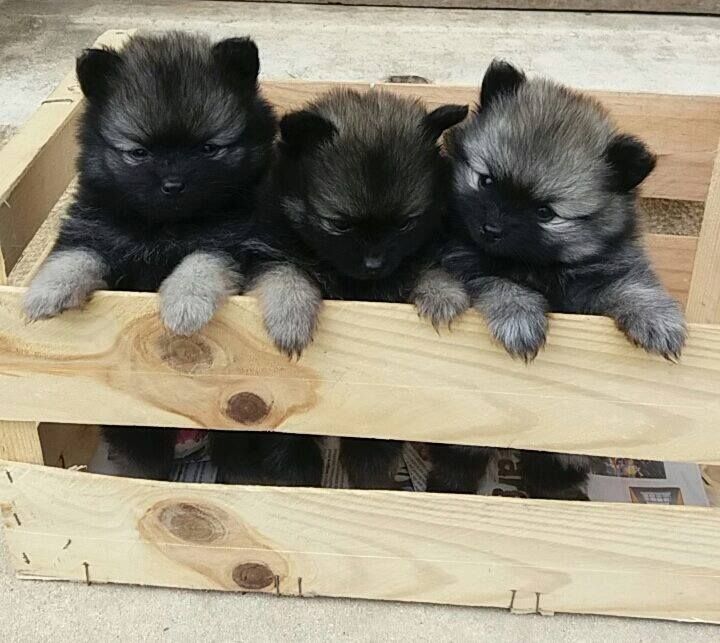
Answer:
xmin=93 ymin=431 xmax=710 ymax=506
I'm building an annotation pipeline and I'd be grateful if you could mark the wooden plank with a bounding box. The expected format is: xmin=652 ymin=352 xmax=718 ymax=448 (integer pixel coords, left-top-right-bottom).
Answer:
xmin=240 ymin=1 xmax=720 ymax=15
xmin=380 ymin=83 xmax=720 ymax=203
xmin=645 ymin=233 xmax=696 ymax=308
xmin=0 ymin=287 xmax=719 ymax=463
xmin=687 ymin=141 xmax=720 ymax=324
xmin=1 ymin=462 xmax=719 ymax=622
xmin=0 ymin=423 xmax=43 ymax=464
xmin=0 ymin=30 xmax=130 ymax=280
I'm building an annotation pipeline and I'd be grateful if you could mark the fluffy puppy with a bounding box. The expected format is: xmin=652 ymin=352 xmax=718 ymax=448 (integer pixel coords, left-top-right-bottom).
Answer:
xmin=24 ymin=32 xmax=276 ymax=479
xmin=430 ymin=61 xmax=686 ymax=497
xmin=236 ymin=89 xmax=469 ymax=489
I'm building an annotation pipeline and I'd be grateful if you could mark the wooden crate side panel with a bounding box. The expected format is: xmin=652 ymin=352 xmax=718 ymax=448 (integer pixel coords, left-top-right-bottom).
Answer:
xmin=0 ymin=30 xmax=131 ymax=283
xmin=0 ymin=423 xmax=43 ymax=464
xmin=687 ymin=140 xmax=720 ymax=324
xmin=377 ymin=84 xmax=720 ymax=203
xmin=1 ymin=288 xmax=719 ymax=463
xmin=645 ymin=233 xmax=696 ymax=308
xmin=1 ymin=462 xmax=719 ymax=622
xmin=264 ymin=81 xmax=720 ymax=202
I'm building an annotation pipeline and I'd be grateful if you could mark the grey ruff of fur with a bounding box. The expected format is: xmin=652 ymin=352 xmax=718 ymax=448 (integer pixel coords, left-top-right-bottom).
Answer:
xmin=23 ymin=249 xmax=109 ymax=321
xmin=159 ymin=251 xmax=243 ymax=336
xmin=412 ymin=267 xmax=470 ymax=329
xmin=250 ymin=263 xmax=323 ymax=357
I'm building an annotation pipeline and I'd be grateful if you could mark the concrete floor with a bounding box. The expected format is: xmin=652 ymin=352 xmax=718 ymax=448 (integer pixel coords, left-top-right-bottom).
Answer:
xmin=1 ymin=1 xmax=720 ymax=640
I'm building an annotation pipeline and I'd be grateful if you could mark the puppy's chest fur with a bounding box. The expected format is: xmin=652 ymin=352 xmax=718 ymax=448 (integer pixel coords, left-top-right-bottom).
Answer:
xmin=58 ymin=204 xmax=251 ymax=292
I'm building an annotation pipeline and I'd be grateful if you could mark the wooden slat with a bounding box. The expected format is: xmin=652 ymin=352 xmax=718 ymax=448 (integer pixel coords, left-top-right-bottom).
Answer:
xmin=0 ymin=423 xmax=44 ymax=465
xmin=1 ymin=462 xmax=719 ymax=623
xmin=645 ymin=233 xmax=696 ymax=308
xmin=380 ymin=83 xmax=720 ymax=203
xmin=0 ymin=287 xmax=718 ymax=463
xmin=687 ymin=140 xmax=720 ymax=324
xmin=0 ymin=31 xmax=130 ymax=281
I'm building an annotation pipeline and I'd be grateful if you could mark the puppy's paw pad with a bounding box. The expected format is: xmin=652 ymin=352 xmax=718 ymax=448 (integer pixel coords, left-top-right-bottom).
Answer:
xmin=161 ymin=293 xmax=216 ymax=336
xmin=415 ymin=287 xmax=470 ymax=329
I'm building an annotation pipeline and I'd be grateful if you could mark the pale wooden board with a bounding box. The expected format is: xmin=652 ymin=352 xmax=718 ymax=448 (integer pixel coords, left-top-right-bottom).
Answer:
xmin=687 ymin=140 xmax=720 ymax=324
xmin=376 ymin=83 xmax=720 ymax=203
xmin=0 ymin=287 xmax=719 ymax=463
xmin=0 ymin=31 xmax=129 ymax=282
xmin=241 ymin=1 xmax=720 ymax=14
xmin=0 ymin=424 xmax=43 ymax=465
xmin=645 ymin=233 xmax=697 ymax=308
xmin=1 ymin=462 xmax=718 ymax=622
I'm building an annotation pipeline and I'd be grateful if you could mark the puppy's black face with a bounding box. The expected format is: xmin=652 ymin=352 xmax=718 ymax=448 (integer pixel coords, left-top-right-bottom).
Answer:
xmin=76 ymin=32 xmax=276 ymax=221
xmin=278 ymin=90 xmax=467 ymax=280
xmin=447 ymin=61 xmax=656 ymax=265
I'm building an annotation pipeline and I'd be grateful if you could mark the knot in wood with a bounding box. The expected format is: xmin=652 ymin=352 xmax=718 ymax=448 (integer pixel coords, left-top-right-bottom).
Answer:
xmin=225 ymin=392 xmax=271 ymax=424
xmin=232 ymin=562 xmax=275 ymax=590
xmin=158 ymin=335 xmax=213 ymax=373
xmin=158 ymin=503 xmax=226 ymax=543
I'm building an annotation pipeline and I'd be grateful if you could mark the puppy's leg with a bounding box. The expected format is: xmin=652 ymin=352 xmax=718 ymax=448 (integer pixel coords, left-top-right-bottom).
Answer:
xmin=412 ymin=267 xmax=470 ymax=329
xmin=99 ymin=426 xmax=175 ymax=480
xmin=23 ymin=249 xmax=108 ymax=320
xmin=339 ymin=438 xmax=404 ymax=489
xmin=521 ymin=451 xmax=590 ymax=500
xmin=160 ymin=251 xmax=243 ymax=336
xmin=251 ymin=263 xmax=322 ymax=358
xmin=209 ymin=431 xmax=323 ymax=486
xmin=426 ymin=444 xmax=493 ymax=494
xmin=469 ymin=277 xmax=548 ymax=361
xmin=590 ymin=274 xmax=686 ymax=360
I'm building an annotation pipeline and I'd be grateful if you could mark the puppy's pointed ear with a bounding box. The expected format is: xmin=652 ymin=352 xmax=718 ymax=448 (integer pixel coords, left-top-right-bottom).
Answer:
xmin=76 ymin=47 xmax=122 ymax=103
xmin=480 ymin=59 xmax=526 ymax=108
xmin=280 ymin=110 xmax=336 ymax=155
xmin=423 ymin=104 xmax=469 ymax=140
xmin=605 ymin=134 xmax=656 ymax=192
xmin=212 ymin=37 xmax=260 ymax=88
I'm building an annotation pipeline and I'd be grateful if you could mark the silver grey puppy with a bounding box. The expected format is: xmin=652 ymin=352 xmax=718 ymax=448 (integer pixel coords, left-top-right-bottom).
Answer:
xmin=429 ymin=61 xmax=686 ymax=498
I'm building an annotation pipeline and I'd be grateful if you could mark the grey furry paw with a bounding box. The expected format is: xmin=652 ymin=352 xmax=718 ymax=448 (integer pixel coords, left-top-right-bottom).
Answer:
xmin=617 ymin=303 xmax=687 ymax=360
xmin=485 ymin=300 xmax=548 ymax=362
xmin=264 ymin=305 xmax=317 ymax=359
xmin=23 ymin=282 xmax=91 ymax=321
xmin=160 ymin=290 xmax=217 ymax=336
xmin=415 ymin=284 xmax=470 ymax=329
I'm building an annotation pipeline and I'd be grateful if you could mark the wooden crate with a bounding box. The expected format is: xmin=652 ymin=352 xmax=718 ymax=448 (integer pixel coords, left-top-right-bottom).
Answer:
xmin=2 ymin=30 xmax=720 ymax=623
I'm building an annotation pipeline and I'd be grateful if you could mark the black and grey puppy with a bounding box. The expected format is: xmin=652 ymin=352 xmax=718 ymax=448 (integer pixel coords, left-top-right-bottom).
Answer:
xmin=242 ymin=89 xmax=469 ymax=488
xmin=23 ymin=32 xmax=276 ymax=479
xmin=429 ymin=61 xmax=686 ymax=497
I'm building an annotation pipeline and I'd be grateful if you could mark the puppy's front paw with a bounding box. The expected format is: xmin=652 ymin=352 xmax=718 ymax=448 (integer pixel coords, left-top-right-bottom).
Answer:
xmin=486 ymin=302 xmax=548 ymax=362
xmin=415 ymin=285 xmax=470 ymax=329
xmin=264 ymin=306 xmax=317 ymax=358
xmin=617 ymin=303 xmax=687 ymax=360
xmin=160 ymin=291 xmax=217 ymax=336
xmin=23 ymin=283 xmax=89 ymax=321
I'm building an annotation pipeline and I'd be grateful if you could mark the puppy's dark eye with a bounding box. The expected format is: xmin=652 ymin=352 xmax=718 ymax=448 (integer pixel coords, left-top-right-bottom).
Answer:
xmin=202 ymin=143 xmax=220 ymax=155
xmin=333 ymin=221 xmax=353 ymax=233
xmin=537 ymin=206 xmax=555 ymax=222
xmin=130 ymin=148 xmax=149 ymax=160
xmin=478 ymin=174 xmax=493 ymax=188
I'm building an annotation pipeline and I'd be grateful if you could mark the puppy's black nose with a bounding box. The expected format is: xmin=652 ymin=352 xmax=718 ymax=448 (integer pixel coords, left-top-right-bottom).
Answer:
xmin=364 ymin=255 xmax=384 ymax=270
xmin=482 ymin=223 xmax=503 ymax=241
xmin=161 ymin=178 xmax=185 ymax=196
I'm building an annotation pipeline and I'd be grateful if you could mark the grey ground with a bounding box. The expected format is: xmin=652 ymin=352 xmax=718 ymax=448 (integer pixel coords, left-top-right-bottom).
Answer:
xmin=1 ymin=1 xmax=719 ymax=640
